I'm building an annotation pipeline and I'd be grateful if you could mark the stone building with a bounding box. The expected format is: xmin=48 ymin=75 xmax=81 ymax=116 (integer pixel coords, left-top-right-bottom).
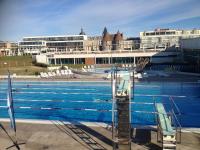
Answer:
xmin=0 ymin=41 xmax=18 ymax=56
xmin=101 ymin=27 xmax=124 ymax=51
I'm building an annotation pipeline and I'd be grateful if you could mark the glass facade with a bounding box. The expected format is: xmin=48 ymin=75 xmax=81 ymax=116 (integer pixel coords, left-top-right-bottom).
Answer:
xmin=49 ymin=58 xmax=85 ymax=65
xmin=96 ymin=57 xmax=135 ymax=64
xmin=183 ymin=49 xmax=200 ymax=64
xmin=111 ymin=57 xmax=134 ymax=64
xmin=96 ymin=58 xmax=109 ymax=64
xmin=23 ymin=36 xmax=84 ymax=41
xmin=49 ymin=57 xmax=137 ymax=65
xmin=46 ymin=42 xmax=83 ymax=48
xmin=183 ymin=49 xmax=200 ymax=73
xmin=20 ymin=35 xmax=86 ymax=54
xmin=19 ymin=41 xmax=44 ymax=45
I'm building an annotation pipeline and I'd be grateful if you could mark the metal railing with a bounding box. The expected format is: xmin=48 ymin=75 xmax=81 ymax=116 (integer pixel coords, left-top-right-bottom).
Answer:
xmin=45 ymin=48 xmax=172 ymax=56
xmin=171 ymin=109 xmax=182 ymax=143
xmin=169 ymin=96 xmax=182 ymax=143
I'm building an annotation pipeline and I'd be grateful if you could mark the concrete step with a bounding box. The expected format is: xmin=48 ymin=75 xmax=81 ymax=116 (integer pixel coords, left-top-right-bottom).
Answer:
xmin=163 ymin=143 xmax=176 ymax=146
xmin=163 ymin=138 xmax=176 ymax=142
xmin=163 ymin=143 xmax=176 ymax=150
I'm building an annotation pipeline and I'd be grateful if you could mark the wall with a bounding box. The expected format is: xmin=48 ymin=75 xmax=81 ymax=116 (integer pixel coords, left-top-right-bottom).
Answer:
xmin=150 ymin=57 xmax=175 ymax=63
xmin=181 ymin=37 xmax=200 ymax=49
xmin=85 ymin=57 xmax=95 ymax=65
xmin=35 ymin=55 xmax=48 ymax=64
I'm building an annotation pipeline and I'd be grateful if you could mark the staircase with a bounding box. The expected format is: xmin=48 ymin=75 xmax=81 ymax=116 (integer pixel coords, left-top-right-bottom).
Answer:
xmin=135 ymin=57 xmax=149 ymax=72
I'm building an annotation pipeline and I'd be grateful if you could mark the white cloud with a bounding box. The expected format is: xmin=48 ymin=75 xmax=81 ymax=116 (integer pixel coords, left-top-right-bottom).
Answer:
xmin=0 ymin=0 xmax=200 ymax=41
xmin=53 ymin=0 xmax=200 ymax=33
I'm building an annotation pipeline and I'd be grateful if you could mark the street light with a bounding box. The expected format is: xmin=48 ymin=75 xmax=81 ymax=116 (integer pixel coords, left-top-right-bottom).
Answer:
xmin=4 ymin=62 xmax=8 ymax=74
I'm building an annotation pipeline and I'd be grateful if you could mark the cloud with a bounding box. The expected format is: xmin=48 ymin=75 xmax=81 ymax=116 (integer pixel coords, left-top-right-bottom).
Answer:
xmin=0 ymin=0 xmax=200 ymax=41
xmin=57 ymin=0 xmax=200 ymax=35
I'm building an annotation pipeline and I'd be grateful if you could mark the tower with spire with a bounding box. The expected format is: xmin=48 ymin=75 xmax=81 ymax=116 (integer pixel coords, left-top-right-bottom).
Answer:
xmin=113 ymin=30 xmax=123 ymax=50
xmin=102 ymin=27 xmax=108 ymax=36
xmin=102 ymin=27 xmax=111 ymax=51
xmin=79 ymin=28 xmax=86 ymax=35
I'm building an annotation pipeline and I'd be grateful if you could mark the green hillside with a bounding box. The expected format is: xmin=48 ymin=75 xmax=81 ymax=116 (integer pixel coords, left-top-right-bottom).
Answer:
xmin=0 ymin=56 xmax=47 ymax=75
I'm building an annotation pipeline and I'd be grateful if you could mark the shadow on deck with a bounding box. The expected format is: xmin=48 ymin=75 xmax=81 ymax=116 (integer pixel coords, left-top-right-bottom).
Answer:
xmin=52 ymin=120 xmax=113 ymax=150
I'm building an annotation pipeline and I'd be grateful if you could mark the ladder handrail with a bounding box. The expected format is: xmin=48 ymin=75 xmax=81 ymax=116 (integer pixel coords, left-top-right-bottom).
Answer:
xmin=171 ymin=109 xmax=182 ymax=143
xmin=169 ymin=96 xmax=181 ymax=115
xmin=169 ymin=96 xmax=182 ymax=143
xmin=171 ymin=109 xmax=182 ymax=129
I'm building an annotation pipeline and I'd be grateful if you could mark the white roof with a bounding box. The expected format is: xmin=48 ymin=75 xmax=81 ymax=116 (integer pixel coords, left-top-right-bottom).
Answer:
xmin=23 ymin=35 xmax=87 ymax=38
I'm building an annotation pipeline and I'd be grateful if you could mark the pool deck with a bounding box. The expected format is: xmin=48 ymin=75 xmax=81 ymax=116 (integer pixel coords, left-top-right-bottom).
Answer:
xmin=0 ymin=72 xmax=200 ymax=83
xmin=0 ymin=120 xmax=200 ymax=150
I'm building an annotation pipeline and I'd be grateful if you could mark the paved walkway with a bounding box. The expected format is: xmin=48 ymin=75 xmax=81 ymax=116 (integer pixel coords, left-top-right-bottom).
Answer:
xmin=0 ymin=121 xmax=200 ymax=150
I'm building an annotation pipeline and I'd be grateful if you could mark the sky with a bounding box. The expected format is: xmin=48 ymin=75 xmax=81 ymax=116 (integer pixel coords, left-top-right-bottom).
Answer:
xmin=0 ymin=0 xmax=200 ymax=41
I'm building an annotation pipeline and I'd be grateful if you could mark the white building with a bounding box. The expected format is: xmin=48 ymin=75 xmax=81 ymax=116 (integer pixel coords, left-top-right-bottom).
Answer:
xmin=18 ymin=35 xmax=87 ymax=55
xmin=140 ymin=28 xmax=200 ymax=50
xmin=34 ymin=50 xmax=180 ymax=65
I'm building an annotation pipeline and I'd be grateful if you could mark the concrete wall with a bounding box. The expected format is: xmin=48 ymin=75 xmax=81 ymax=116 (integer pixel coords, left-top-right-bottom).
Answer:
xmin=151 ymin=57 xmax=175 ymax=63
xmin=181 ymin=37 xmax=200 ymax=49
xmin=85 ymin=58 xmax=95 ymax=65
xmin=35 ymin=55 xmax=48 ymax=64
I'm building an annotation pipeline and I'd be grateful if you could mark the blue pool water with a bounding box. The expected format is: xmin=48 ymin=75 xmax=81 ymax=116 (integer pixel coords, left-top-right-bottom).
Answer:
xmin=0 ymin=81 xmax=200 ymax=127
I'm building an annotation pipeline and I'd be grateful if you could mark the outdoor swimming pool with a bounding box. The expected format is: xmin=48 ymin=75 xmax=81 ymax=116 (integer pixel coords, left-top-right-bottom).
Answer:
xmin=0 ymin=80 xmax=200 ymax=127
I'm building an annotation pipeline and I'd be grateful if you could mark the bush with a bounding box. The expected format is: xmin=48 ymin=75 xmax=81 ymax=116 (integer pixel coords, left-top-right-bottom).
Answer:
xmin=35 ymin=71 xmax=40 ymax=75
xmin=34 ymin=63 xmax=48 ymax=68
xmin=60 ymin=65 xmax=65 ymax=70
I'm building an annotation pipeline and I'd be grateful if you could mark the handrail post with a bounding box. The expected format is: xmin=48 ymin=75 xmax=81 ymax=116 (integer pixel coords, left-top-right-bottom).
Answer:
xmin=169 ymin=96 xmax=182 ymax=144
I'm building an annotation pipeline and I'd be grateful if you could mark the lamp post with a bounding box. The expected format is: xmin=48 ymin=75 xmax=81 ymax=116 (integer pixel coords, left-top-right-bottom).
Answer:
xmin=4 ymin=62 xmax=8 ymax=74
